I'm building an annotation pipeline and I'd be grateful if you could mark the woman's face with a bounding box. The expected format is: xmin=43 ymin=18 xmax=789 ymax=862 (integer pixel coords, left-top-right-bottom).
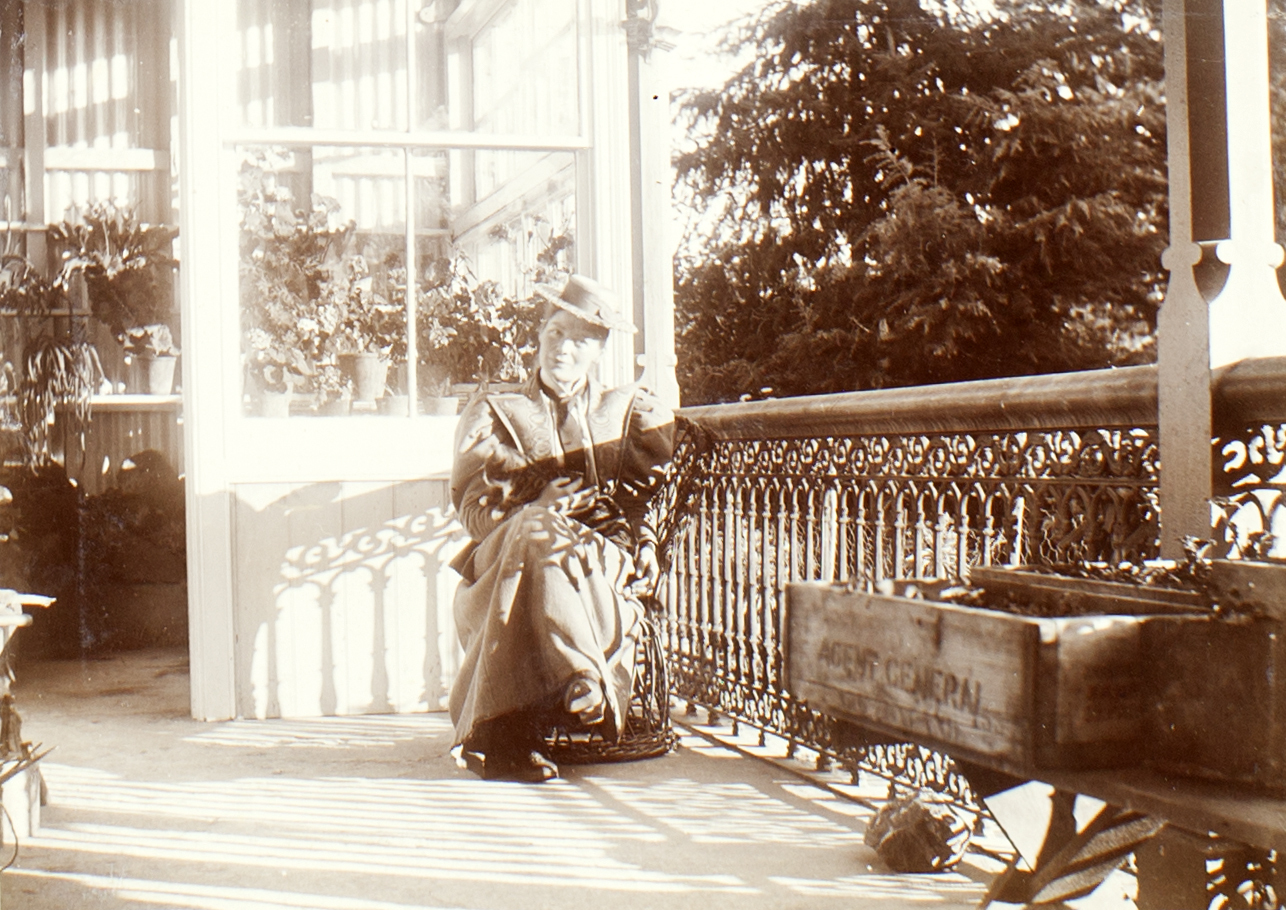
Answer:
xmin=538 ymin=309 xmax=607 ymax=386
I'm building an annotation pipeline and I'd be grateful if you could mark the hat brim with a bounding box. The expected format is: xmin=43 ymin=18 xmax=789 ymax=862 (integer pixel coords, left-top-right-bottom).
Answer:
xmin=534 ymin=283 xmax=638 ymax=333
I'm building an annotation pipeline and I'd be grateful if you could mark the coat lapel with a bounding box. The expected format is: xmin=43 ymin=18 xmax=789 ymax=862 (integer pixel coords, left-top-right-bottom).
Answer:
xmin=486 ymin=378 xmax=637 ymax=484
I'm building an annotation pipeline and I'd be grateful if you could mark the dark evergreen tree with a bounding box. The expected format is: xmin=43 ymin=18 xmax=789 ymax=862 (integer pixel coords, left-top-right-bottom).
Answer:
xmin=674 ymin=0 xmax=1167 ymax=403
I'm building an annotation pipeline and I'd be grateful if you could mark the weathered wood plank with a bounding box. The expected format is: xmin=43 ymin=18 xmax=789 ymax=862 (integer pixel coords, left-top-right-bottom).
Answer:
xmin=232 ymin=482 xmax=294 ymax=719
xmin=787 ymin=584 xmax=1039 ymax=764
xmin=1051 ymin=616 xmax=1146 ymax=747
xmin=337 ymin=481 xmax=394 ymax=715
xmin=786 ymin=582 xmax=1196 ymax=775
xmin=390 ymin=479 xmax=461 ymax=712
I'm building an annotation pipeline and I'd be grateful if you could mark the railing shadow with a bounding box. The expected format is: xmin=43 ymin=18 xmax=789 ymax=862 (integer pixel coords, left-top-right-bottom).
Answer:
xmin=232 ymin=478 xmax=468 ymax=719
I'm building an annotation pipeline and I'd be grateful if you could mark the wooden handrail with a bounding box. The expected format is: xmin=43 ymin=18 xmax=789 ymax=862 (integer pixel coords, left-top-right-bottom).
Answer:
xmin=677 ymin=356 xmax=1286 ymax=441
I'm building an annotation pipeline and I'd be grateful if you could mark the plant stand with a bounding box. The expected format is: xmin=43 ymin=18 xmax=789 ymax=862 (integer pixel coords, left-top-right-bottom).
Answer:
xmin=0 ymin=590 xmax=55 ymax=845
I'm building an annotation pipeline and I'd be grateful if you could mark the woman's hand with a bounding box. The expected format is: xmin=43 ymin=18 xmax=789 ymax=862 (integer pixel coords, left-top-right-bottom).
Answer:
xmin=628 ymin=542 xmax=660 ymax=596
xmin=534 ymin=476 xmax=595 ymax=514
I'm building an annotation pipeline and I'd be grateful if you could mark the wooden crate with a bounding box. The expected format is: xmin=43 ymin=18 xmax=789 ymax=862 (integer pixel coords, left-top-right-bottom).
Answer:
xmin=1146 ymin=561 xmax=1286 ymax=790
xmin=786 ymin=581 xmax=1203 ymax=777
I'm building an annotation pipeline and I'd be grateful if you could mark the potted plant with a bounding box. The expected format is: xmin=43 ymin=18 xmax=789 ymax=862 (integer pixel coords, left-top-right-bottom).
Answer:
xmin=245 ymin=328 xmax=311 ymax=417
xmin=238 ymin=150 xmax=351 ymax=416
xmin=312 ymin=361 xmax=352 ymax=416
xmin=322 ymin=254 xmax=404 ymax=403
xmin=414 ymin=251 xmax=548 ymax=413
xmin=0 ymin=252 xmax=60 ymax=315
xmin=122 ymin=324 xmax=179 ymax=396
xmin=17 ymin=339 xmax=103 ymax=466
xmin=417 ymin=362 xmax=458 ymax=415
xmin=383 ymin=257 xmax=441 ymax=413
xmin=48 ymin=204 xmax=178 ymax=389
xmin=0 ymin=248 xmax=104 ymax=465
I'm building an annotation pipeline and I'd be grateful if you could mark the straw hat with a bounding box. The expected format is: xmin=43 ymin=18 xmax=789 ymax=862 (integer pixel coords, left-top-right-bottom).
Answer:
xmin=535 ymin=274 xmax=637 ymax=334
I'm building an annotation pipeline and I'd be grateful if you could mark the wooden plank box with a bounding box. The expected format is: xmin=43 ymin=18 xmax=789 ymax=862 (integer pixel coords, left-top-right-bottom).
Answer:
xmin=785 ymin=581 xmax=1200 ymax=777
xmin=1145 ymin=614 xmax=1286 ymax=789
xmin=1144 ymin=561 xmax=1286 ymax=791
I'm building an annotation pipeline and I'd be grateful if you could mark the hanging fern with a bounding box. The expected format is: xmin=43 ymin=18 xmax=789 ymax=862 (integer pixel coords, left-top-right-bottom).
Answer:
xmin=18 ymin=340 xmax=103 ymax=466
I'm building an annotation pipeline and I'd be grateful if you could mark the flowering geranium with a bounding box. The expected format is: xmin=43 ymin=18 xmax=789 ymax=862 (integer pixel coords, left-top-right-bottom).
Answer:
xmin=322 ymin=255 xmax=405 ymax=358
xmin=239 ymin=149 xmax=352 ymax=397
xmin=123 ymin=323 xmax=179 ymax=357
xmin=313 ymin=361 xmax=350 ymax=404
xmin=412 ymin=250 xmax=553 ymax=393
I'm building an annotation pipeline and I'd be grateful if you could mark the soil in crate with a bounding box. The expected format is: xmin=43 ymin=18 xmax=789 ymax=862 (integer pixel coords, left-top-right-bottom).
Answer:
xmin=975 ymin=564 xmax=1286 ymax=791
xmin=946 ymin=566 xmax=1209 ymax=618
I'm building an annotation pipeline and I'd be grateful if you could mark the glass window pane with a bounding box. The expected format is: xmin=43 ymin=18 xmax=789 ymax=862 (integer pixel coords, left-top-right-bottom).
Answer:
xmin=40 ymin=0 xmax=172 ymax=221
xmin=230 ymin=0 xmax=580 ymax=136
xmin=238 ymin=145 xmax=411 ymax=417
xmin=413 ymin=148 xmax=574 ymax=406
xmin=237 ymin=143 xmax=576 ymax=418
xmin=234 ymin=0 xmax=452 ymax=132
xmin=469 ymin=0 xmax=577 ymax=136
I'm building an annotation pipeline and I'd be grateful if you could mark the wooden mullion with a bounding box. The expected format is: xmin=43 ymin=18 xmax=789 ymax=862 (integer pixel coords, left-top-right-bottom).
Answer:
xmin=20 ymin=0 xmax=44 ymax=269
xmin=1 ymin=1 xmax=22 ymax=245
xmin=135 ymin=0 xmax=174 ymax=223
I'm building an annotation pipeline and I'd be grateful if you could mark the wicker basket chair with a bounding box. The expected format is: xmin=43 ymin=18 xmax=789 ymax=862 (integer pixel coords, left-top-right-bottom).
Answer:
xmin=546 ymin=612 xmax=676 ymax=764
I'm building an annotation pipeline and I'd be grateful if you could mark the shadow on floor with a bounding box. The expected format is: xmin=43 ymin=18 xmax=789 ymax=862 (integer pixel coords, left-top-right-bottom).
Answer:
xmin=2 ymin=648 xmax=998 ymax=910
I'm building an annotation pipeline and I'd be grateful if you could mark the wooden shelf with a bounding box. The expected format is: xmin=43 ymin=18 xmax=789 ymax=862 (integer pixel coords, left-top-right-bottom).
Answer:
xmin=1035 ymin=765 xmax=1286 ymax=853
xmin=89 ymin=394 xmax=182 ymax=411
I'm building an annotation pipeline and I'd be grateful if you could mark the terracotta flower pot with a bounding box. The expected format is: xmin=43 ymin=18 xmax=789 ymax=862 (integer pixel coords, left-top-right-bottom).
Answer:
xmin=342 ymin=352 xmax=389 ymax=402
xmin=422 ymin=395 xmax=458 ymax=416
xmin=378 ymin=394 xmax=409 ymax=416
xmin=259 ymin=388 xmax=291 ymax=418
xmin=138 ymin=354 xmax=178 ymax=395
xmin=318 ymin=392 xmax=352 ymax=416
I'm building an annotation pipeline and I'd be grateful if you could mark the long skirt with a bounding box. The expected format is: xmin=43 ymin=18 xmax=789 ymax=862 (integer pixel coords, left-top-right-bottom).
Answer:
xmin=449 ymin=504 xmax=642 ymax=747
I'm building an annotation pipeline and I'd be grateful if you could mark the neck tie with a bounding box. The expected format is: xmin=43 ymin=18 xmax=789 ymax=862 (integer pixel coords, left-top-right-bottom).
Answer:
xmin=549 ymin=389 xmax=597 ymax=485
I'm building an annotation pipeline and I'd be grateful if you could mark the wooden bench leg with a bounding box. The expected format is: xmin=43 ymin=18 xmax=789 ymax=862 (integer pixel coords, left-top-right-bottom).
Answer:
xmin=1134 ymin=827 xmax=1210 ymax=910
xmin=978 ymin=782 xmax=1163 ymax=907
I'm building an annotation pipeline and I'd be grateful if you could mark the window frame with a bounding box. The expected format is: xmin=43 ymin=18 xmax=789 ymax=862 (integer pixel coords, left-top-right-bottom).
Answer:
xmin=221 ymin=0 xmax=593 ymax=438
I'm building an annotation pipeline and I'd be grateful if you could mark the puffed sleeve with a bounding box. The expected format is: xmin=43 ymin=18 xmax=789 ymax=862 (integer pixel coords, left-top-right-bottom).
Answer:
xmin=451 ymin=393 xmax=525 ymax=542
xmin=613 ymin=387 xmax=675 ymax=549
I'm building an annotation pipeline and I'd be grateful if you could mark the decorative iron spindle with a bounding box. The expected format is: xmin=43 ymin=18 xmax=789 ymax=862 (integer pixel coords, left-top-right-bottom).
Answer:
xmin=647 ymin=367 xmax=1286 ymax=805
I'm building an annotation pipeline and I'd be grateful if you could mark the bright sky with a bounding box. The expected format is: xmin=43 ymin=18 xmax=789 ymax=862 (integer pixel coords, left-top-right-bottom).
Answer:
xmin=660 ymin=0 xmax=767 ymax=35
xmin=657 ymin=1 xmax=772 ymax=258
xmin=658 ymin=0 xmax=771 ymax=91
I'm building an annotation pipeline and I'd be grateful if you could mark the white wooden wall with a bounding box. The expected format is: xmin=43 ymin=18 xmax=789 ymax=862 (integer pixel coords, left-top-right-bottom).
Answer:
xmin=176 ymin=0 xmax=664 ymax=720
xmin=232 ymin=478 xmax=467 ymax=719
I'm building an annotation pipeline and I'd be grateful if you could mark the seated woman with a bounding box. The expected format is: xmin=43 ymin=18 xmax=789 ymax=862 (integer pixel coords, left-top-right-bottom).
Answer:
xmin=448 ymin=275 xmax=674 ymax=782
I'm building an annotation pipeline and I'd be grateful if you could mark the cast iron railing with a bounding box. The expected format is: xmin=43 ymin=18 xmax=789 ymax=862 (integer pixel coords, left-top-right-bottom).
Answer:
xmin=650 ymin=359 xmax=1286 ymax=798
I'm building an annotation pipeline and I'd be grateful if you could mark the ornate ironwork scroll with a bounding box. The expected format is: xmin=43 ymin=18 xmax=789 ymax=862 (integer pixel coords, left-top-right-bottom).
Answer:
xmin=651 ymin=363 xmax=1286 ymax=811
xmin=1215 ymin=421 xmax=1286 ymax=560
xmin=650 ymin=407 xmax=1160 ymax=806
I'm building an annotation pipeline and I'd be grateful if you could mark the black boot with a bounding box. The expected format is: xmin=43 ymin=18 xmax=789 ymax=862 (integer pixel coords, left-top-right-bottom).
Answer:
xmin=470 ymin=712 xmax=559 ymax=783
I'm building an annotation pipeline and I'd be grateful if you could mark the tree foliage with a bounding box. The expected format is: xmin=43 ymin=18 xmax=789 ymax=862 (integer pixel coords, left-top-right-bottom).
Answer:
xmin=674 ymin=0 xmax=1168 ymax=403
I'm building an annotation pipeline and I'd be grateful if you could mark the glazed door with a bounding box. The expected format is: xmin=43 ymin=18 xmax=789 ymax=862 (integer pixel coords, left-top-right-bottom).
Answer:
xmin=177 ymin=0 xmax=644 ymax=719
